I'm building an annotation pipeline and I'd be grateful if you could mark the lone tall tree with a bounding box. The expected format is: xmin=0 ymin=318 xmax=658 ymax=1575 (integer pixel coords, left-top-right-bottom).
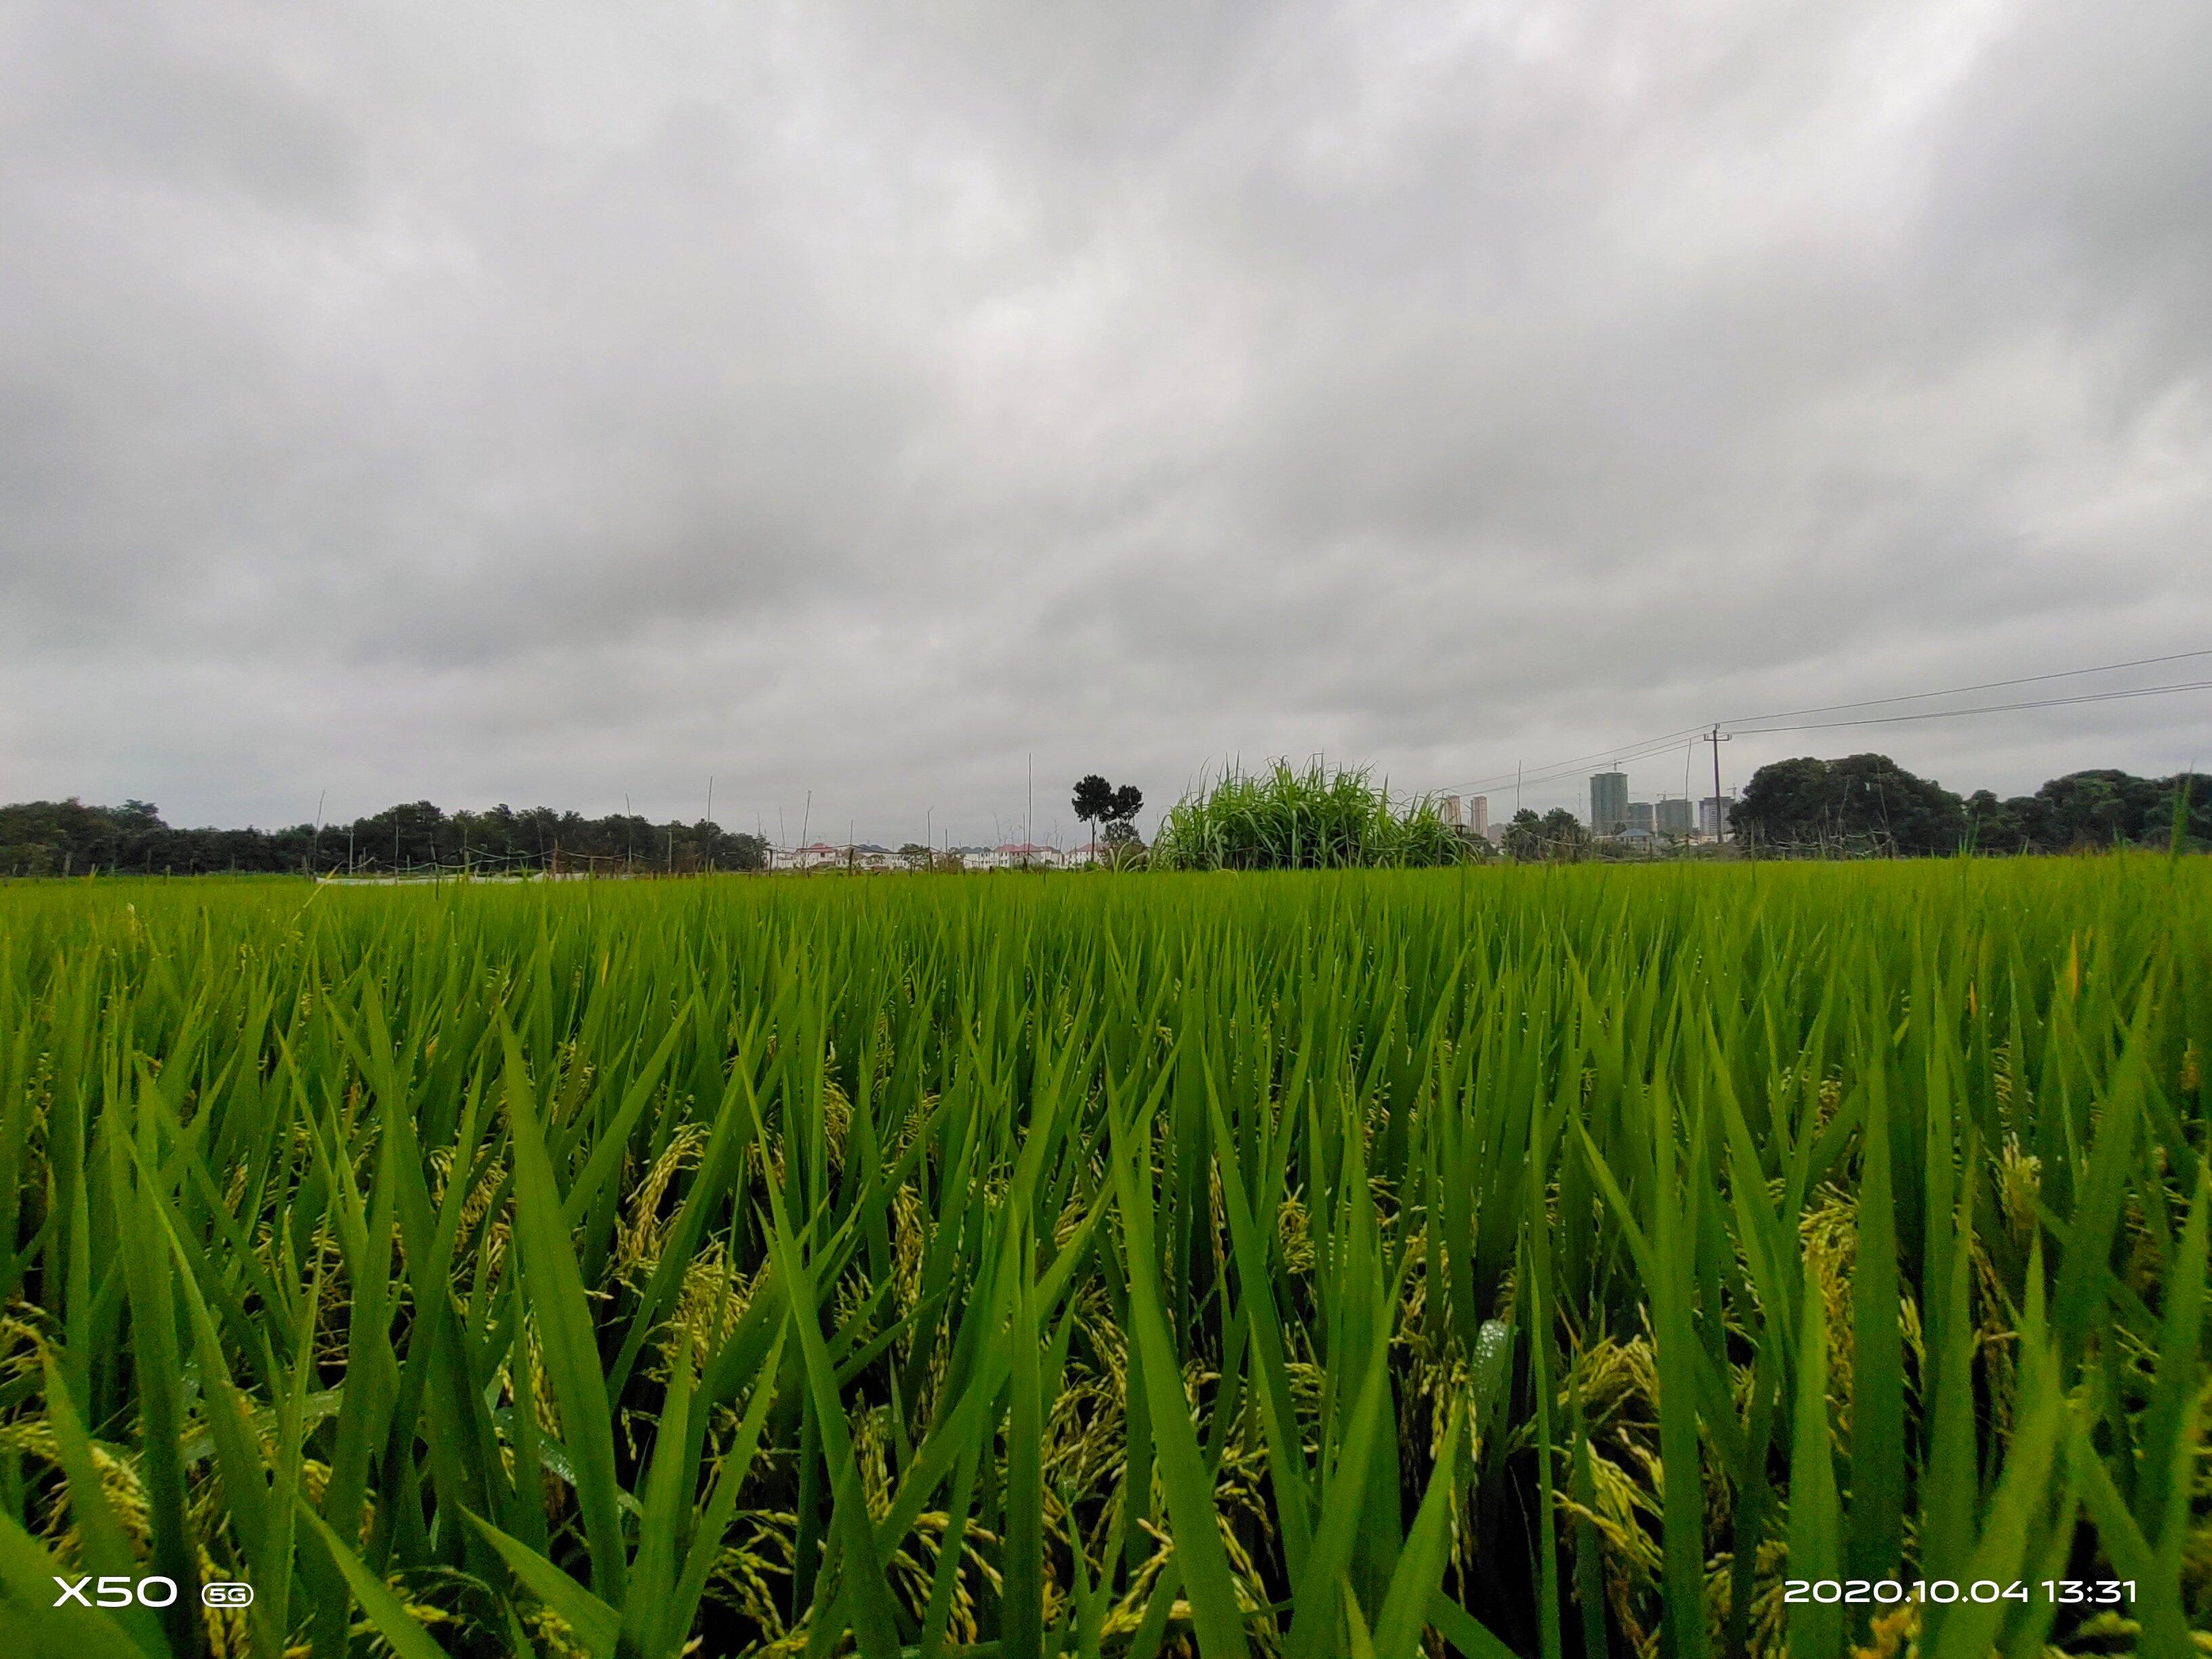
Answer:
xmin=1073 ymin=776 xmax=1144 ymax=860
xmin=1072 ymin=775 xmax=1114 ymax=841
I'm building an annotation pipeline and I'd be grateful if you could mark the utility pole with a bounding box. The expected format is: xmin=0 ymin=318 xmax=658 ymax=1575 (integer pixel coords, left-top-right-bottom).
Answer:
xmin=1027 ymin=753 xmax=1034 ymax=870
xmin=1705 ymin=725 xmax=1732 ymax=846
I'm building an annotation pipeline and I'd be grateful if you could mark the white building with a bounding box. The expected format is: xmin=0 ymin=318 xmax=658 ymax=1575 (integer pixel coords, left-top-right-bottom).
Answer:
xmin=1469 ymin=796 xmax=1490 ymax=838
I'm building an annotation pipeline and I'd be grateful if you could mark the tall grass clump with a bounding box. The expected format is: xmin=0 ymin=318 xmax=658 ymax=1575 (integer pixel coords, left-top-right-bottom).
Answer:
xmin=0 ymin=857 xmax=2207 ymax=1657
xmin=1149 ymin=759 xmax=1469 ymax=869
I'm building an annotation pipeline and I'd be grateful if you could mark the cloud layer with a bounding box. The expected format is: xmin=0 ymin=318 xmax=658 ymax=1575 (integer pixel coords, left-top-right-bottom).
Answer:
xmin=5 ymin=0 xmax=2209 ymax=840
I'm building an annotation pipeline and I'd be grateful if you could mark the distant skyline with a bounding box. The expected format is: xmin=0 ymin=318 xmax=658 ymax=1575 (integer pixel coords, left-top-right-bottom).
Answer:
xmin=4 ymin=1 xmax=2209 ymax=845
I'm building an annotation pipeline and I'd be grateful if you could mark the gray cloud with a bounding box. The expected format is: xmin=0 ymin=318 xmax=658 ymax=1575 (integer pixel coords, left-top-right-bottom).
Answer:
xmin=3 ymin=0 xmax=2209 ymax=842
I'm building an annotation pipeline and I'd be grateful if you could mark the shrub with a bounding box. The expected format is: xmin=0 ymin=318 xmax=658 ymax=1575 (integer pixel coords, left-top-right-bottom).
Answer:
xmin=1147 ymin=759 xmax=1469 ymax=869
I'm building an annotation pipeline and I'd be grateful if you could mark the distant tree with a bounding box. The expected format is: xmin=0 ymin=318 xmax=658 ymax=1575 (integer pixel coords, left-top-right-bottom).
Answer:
xmin=1498 ymin=806 xmax=1586 ymax=861
xmin=2024 ymin=770 xmax=2155 ymax=849
xmin=1734 ymin=754 xmax=1965 ymax=855
xmin=1096 ymin=818 xmax=1144 ymax=868
xmin=899 ymin=842 xmax=933 ymax=870
xmin=722 ymin=832 xmax=771 ymax=872
xmin=2152 ymin=773 xmax=2212 ymax=851
xmin=1965 ymin=789 xmax=2033 ymax=853
xmin=1732 ymin=758 xmax=1830 ymax=846
xmin=1500 ymin=808 xmax=1544 ymax=861
xmin=1538 ymin=808 xmax=1589 ymax=861
xmin=1071 ymin=775 xmax=1113 ymax=841
xmin=1454 ymin=825 xmax=1498 ymax=861
xmin=0 ymin=841 xmax=56 ymax=876
xmin=1073 ymin=776 xmax=1144 ymax=858
xmin=1973 ymin=769 xmax=2208 ymax=853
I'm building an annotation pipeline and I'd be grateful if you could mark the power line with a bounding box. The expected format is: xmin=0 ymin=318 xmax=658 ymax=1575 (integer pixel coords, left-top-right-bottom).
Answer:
xmin=1727 ymin=676 xmax=2212 ymax=736
xmin=1464 ymin=727 xmax=1716 ymax=797
xmin=1720 ymin=647 xmax=2212 ymax=726
xmin=1446 ymin=647 xmax=2212 ymax=801
xmin=1452 ymin=724 xmax=1709 ymax=796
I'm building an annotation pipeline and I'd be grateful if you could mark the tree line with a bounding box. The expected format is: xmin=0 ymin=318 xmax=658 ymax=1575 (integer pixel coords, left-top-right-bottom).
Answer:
xmin=4 ymin=758 xmax=2203 ymax=878
xmin=1733 ymin=755 xmax=2208 ymax=856
xmin=1498 ymin=756 xmax=2208 ymax=861
xmin=0 ymin=798 xmax=771 ymax=878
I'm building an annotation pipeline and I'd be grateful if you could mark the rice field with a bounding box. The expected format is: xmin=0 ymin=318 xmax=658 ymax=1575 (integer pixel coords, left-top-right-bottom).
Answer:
xmin=0 ymin=860 xmax=2207 ymax=1658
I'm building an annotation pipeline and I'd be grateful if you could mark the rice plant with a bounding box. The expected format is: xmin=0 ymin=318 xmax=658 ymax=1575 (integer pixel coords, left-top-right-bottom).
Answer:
xmin=0 ymin=858 xmax=2206 ymax=1657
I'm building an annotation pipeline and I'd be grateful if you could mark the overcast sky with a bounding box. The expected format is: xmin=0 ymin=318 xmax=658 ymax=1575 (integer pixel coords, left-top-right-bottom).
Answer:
xmin=4 ymin=1 xmax=2209 ymax=842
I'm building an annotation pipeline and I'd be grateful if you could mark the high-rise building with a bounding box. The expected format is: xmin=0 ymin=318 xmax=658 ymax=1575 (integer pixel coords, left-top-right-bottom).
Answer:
xmin=1627 ymin=801 xmax=1655 ymax=834
xmin=1441 ymin=793 xmax=1462 ymax=826
xmin=1469 ymin=796 xmax=1490 ymax=838
xmin=1590 ymin=771 xmax=1629 ymax=835
xmin=1656 ymin=797 xmax=1694 ymax=836
xmin=1699 ymin=794 xmax=1734 ymax=839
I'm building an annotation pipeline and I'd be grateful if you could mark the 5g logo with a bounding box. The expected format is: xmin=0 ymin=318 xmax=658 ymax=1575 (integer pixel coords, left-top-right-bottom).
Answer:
xmin=51 ymin=1576 xmax=253 ymax=1608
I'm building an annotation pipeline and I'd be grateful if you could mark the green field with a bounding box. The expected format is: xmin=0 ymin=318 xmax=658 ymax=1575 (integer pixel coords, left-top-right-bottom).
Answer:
xmin=1 ymin=863 xmax=2207 ymax=1658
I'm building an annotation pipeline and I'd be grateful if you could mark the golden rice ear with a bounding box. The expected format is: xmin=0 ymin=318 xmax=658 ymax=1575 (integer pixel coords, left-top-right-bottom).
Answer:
xmin=614 ymin=1122 xmax=712 ymax=1282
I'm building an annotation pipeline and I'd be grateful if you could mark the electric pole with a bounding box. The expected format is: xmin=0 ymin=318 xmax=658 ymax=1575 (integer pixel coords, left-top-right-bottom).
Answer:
xmin=1705 ymin=725 xmax=1732 ymax=846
